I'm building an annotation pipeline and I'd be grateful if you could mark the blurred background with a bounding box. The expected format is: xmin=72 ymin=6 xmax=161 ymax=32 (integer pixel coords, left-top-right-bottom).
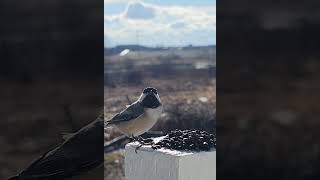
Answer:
xmin=218 ymin=1 xmax=320 ymax=179
xmin=104 ymin=1 xmax=216 ymax=179
xmin=0 ymin=0 xmax=104 ymax=179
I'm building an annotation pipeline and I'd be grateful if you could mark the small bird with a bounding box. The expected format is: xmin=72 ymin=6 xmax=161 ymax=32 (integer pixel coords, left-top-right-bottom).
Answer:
xmin=106 ymin=87 xmax=163 ymax=145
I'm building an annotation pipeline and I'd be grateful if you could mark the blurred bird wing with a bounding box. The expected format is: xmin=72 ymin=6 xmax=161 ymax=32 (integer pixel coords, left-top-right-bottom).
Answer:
xmin=107 ymin=101 xmax=144 ymax=124
xmin=17 ymin=118 xmax=104 ymax=179
xmin=61 ymin=132 xmax=75 ymax=140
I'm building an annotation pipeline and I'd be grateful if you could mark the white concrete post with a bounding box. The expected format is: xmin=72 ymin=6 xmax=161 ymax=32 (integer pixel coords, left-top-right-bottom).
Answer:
xmin=125 ymin=140 xmax=216 ymax=180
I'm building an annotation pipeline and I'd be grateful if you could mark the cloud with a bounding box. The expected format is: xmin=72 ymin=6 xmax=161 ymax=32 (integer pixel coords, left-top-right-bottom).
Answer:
xmin=170 ymin=21 xmax=186 ymax=29
xmin=104 ymin=1 xmax=216 ymax=47
xmin=125 ymin=1 xmax=155 ymax=19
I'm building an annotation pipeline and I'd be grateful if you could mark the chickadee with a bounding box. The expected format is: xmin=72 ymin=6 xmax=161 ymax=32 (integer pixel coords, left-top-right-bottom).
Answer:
xmin=106 ymin=87 xmax=163 ymax=144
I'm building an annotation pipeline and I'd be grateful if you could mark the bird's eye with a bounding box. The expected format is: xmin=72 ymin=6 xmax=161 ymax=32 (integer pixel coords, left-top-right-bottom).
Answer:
xmin=143 ymin=88 xmax=157 ymax=94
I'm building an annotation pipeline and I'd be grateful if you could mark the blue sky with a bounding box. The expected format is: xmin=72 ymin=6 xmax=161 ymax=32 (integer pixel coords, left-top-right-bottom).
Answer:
xmin=104 ymin=0 xmax=216 ymax=47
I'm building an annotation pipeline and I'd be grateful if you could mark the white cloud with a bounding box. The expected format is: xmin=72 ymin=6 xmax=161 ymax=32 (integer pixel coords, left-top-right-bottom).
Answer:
xmin=104 ymin=1 xmax=216 ymax=47
xmin=170 ymin=21 xmax=186 ymax=29
xmin=125 ymin=1 xmax=155 ymax=19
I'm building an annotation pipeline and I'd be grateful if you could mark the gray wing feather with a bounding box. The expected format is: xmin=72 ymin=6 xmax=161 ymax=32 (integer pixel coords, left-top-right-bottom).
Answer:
xmin=107 ymin=101 xmax=144 ymax=124
xmin=14 ymin=116 xmax=104 ymax=179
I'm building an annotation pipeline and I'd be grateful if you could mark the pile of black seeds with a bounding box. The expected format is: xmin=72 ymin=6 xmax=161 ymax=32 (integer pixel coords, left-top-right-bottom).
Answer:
xmin=151 ymin=129 xmax=216 ymax=152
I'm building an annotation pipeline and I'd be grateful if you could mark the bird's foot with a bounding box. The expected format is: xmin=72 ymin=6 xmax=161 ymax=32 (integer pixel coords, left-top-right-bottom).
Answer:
xmin=135 ymin=144 xmax=143 ymax=153
xmin=133 ymin=136 xmax=155 ymax=153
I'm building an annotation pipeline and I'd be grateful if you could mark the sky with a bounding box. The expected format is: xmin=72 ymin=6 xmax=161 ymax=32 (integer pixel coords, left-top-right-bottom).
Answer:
xmin=104 ymin=0 xmax=216 ymax=47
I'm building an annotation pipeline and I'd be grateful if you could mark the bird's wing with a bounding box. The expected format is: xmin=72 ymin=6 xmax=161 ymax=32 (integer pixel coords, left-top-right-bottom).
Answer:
xmin=16 ymin=117 xmax=104 ymax=180
xmin=107 ymin=101 xmax=144 ymax=124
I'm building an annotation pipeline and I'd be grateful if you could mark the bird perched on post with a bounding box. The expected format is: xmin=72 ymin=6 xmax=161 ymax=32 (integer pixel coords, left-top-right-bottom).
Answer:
xmin=7 ymin=87 xmax=162 ymax=180
xmin=106 ymin=87 xmax=163 ymax=145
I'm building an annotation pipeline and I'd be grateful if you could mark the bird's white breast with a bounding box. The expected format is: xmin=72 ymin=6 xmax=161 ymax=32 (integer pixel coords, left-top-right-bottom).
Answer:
xmin=145 ymin=105 xmax=163 ymax=122
xmin=115 ymin=105 xmax=163 ymax=137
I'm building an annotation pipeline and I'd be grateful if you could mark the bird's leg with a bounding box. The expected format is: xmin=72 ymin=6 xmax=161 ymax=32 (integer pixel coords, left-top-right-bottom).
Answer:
xmin=132 ymin=136 xmax=144 ymax=153
xmin=132 ymin=136 xmax=137 ymax=141
xmin=132 ymin=136 xmax=155 ymax=153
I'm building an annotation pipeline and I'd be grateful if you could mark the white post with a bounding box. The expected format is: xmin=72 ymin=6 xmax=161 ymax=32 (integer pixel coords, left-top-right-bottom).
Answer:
xmin=125 ymin=140 xmax=216 ymax=180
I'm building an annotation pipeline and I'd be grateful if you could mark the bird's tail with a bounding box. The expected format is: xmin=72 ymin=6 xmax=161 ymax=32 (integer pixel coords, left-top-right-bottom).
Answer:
xmin=7 ymin=175 xmax=19 ymax=180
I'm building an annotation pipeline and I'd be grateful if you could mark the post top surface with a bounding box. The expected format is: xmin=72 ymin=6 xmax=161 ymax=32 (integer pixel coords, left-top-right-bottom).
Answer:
xmin=126 ymin=136 xmax=216 ymax=157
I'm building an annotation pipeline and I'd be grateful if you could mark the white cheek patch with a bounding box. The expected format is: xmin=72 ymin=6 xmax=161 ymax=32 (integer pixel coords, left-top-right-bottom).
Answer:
xmin=138 ymin=93 xmax=146 ymax=102
xmin=155 ymin=94 xmax=161 ymax=102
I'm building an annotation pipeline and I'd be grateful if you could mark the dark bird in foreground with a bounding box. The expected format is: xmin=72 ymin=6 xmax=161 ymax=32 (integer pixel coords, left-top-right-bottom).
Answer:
xmin=8 ymin=115 xmax=104 ymax=180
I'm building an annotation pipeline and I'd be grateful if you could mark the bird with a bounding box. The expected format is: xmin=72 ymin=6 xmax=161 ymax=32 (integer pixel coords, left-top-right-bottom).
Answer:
xmin=7 ymin=114 xmax=104 ymax=180
xmin=106 ymin=87 xmax=163 ymax=145
xmin=7 ymin=87 xmax=162 ymax=180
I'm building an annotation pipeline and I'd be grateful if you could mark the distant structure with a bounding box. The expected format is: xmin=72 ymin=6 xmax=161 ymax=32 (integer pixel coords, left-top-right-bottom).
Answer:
xmin=120 ymin=49 xmax=130 ymax=56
